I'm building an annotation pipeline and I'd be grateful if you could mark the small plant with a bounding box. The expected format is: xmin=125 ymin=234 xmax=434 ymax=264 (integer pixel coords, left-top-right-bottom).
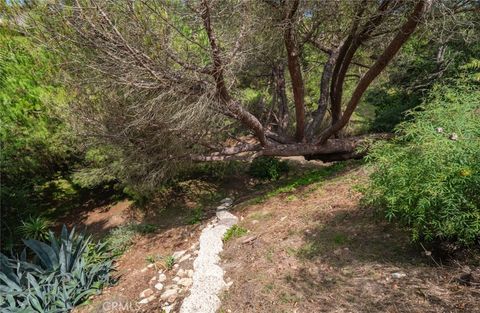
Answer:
xmin=164 ymin=255 xmax=175 ymax=270
xmin=188 ymin=207 xmax=203 ymax=225
xmin=248 ymin=156 xmax=289 ymax=180
xmin=135 ymin=223 xmax=157 ymax=234
xmin=333 ymin=233 xmax=348 ymax=245
xmin=146 ymin=255 xmax=156 ymax=264
xmin=17 ymin=216 xmax=52 ymax=241
xmin=105 ymin=224 xmax=137 ymax=255
xmin=286 ymin=195 xmax=298 ymax=202
xmin=223 ymin=225 xmax=248 ymax=242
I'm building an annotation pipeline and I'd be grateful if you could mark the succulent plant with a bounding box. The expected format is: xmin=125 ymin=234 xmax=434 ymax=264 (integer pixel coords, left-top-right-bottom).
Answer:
xmin=0 ymin=226 xmax=113 ymax=312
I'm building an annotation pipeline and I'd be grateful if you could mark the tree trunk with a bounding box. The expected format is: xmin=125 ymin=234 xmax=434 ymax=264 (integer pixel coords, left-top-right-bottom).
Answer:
xmin=273 ymin=63 xmax=289 ymax=132
xmin=284 ymin=0 xmax=305 ymax=142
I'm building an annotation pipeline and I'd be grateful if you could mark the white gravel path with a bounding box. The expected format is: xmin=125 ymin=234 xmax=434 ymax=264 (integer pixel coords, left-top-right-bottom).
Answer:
xmin=180 ymin=199 xmax=237 ymax=313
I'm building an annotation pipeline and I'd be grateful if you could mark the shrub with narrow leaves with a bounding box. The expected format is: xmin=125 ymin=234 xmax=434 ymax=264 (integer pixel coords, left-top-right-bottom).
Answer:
xmin=17 ymin=216 xmax=52 ymax=241
xmin=248 ymin=157 xmax=289 ymax=180
xmin=0 ymin=226 xmax=113 ymax=312
xmin=363 ymin=83 xmax=480 ymax=245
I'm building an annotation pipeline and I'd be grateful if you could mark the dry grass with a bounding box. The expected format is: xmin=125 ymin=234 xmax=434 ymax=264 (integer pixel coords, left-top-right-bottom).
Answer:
xmin=220 ymin=165 xmax=480 ymax=313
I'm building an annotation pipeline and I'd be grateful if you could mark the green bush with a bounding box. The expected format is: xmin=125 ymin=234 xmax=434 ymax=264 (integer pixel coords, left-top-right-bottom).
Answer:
xmin=363 ymin=83 xmax=480 ymax=245
xmin=0 ymin=226 xmax=113 ymax=312
xmin=17 ymin=216 xmax=53 ymax=241
xmin=248 ymin=156 xmax=289 ymax=180
xmin=223 ymin=225 xmax=248 ymax=242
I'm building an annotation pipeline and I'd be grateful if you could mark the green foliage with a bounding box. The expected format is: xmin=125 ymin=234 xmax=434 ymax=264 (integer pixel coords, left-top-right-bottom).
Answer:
xmin=145 ymin=255 xmax=156 ymax=264
xmin=0 ymin=226 xmax=112 ymax=312
xmin=164 ymin=255 xmax=175 ymax=270
xmin=70 ymin=147 xmax=120 ymax=189
xmin=185 ymin=161 xmax=243 ymax=180
xmin=188 ymin=207 xmax=204 ymax=225
xmin=104 ymin=224 xmax=137 ymax=256
xmin=0 ymin=28 xmax=71 ymax=205
xmin=248 ymin=157 xmax=289 ymax=180
xmin=104 ymin=223 xmax=158 ymax=256
xmin=223 ymin=225 xmax=248 ymax=242
xmin=134 ymin=223 xmax=158 ymax=235
xmin=365 ymin=87 xmax=422 ymax=132
xmin=0 ymin=27 xmax=82 ymax=249
xmin=460 ymin=58 xmax=480 ymax=81
xmin=17 ymin=216 xmax=52 ymax=241
xmin=363 ymin=83 xmax=480 ymax=245
xmin=253 ymin=162 xmax=348 ymax=203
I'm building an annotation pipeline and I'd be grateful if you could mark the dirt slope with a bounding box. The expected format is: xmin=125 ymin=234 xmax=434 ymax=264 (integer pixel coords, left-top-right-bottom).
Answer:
xmin=219 ymin=166 xmax=480 ymax=313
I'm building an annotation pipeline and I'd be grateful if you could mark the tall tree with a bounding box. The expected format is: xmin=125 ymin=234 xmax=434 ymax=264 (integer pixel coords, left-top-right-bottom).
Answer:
xmin=17 ymin=0 xmax=477 ymax=183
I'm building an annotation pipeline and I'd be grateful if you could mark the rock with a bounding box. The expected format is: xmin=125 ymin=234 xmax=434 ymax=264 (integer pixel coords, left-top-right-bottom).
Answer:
xmin=158 ymin=273 xmax=167 ymax=282
xmin=178 ymin=278 xmax=193 ymax=287
xmin=280 ymin=216 xmax=287 ymax=221
xmin=178 ymin=254 xmax=191 ymax=263
xmin=457 ymin=267 xmax=480 ymax=285
xmin=436 ymin=127 xmax=444 ymax=133
xmin=140 ymin=267 xmax=148 ymax=273
xmin=333 ymin=248 xmax=343 ymax=256
xmin=216 ymin=210 xmax=238 ymax=227
xmin=154 ymin=283 xmax=164 ymax=291
xmin=187 ymin=269 xmax=194 ymax=278
xmin=193 ymin=250 xmax=199 ymax=255
xmin=391 ymin=272 xmax=407 ymax=279
xmin=225 ymin=281 xmax=233 ymax=289
xmin=177 ymin=269 xmax=186 ymax=277
xmin=163 ymin=303 xmax=175 ymax=313
xmin=241 ymin=236 xmax=257 ymax=244
xmin=149 ymin=276 xmax=157 ymax=283
xmin=221 ymin=197 xmax=233 ymax=205
xmin=138 ymin=295 xmax=155 ymax=304
xmin=139 ymin=288 xmax=154 ymax=298
xmin=449 ymin=133 xmax=458 ymax=141
xmin=172 ymin=250 xmax=187 ymax=260
xmin=251 ymin=220 xmax=259 ymax=224
xmin=172 ymin=276 xmax=180 ymax=283
xmin=160 ymin=289 xmax=178 ymax=302
xmin=217 ymin=205 xmax=228 ymax=211
xmin=173 ymin=264 xmax=179 ymax=270
xmin=147 ymin=263 xmax=155 ymax=269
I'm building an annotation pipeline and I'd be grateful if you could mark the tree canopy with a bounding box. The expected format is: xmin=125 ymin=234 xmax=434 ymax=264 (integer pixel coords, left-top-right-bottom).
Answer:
xmin=6 ymin=0 xmax=479 ymax=186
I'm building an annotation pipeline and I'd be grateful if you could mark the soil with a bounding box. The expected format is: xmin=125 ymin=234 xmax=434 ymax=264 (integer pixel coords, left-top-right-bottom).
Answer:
xmin=59 ymin=160 xmax=479 ymax=313
xmin=219 ymin=165 xmax=480 ymax=313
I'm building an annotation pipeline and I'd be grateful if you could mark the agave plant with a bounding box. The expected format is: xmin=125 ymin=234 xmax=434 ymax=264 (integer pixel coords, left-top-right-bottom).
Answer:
xmin=0 ymin=226 xmax=113 ymax=312
xmin=17 ymin=216 xmax=52 ymax=241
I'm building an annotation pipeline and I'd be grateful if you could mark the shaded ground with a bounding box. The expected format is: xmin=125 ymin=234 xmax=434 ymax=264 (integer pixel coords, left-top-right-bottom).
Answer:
xmin=57 ymin=159 xmax=479 ymax=313
xmin=220 ymin=165 xmax=480 ymax=313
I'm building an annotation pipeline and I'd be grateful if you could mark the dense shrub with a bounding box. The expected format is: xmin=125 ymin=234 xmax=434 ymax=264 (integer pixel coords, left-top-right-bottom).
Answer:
xmin=0 ymin=227 xmax=113 ymax=312
xmin=248 ymin=156 xmax=289 ymax=180
xmin=363 ymin=83 xmax=480 ymax=245
xmin=17 ymin=216 xmax=52 ymax=241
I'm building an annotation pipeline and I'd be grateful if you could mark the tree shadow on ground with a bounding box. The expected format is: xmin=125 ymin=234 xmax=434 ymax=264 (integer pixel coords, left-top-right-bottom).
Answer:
xmin=286 ymin=206 xmax=479 ymax=313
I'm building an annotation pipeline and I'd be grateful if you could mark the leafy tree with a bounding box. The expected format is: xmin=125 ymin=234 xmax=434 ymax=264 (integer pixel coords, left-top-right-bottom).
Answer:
xmin=0 ymin=26 xmax=76 ymax=243
xmin=15 ymin=0 xmax=459 ymax=187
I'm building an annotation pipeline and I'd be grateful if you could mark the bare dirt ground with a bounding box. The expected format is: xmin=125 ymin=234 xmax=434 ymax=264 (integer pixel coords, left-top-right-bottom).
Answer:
xmin=220 ymin=165 xmax=480 ymax=313
xmin=64 ymin=172 xmax=259 ymax=312
xmin=59 ymin=160 xmax=479 ymax=313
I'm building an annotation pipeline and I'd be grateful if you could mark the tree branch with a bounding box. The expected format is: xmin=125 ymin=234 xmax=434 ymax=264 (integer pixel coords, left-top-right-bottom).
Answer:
xmin=318 ymin=0 xmax=433 ymax=144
